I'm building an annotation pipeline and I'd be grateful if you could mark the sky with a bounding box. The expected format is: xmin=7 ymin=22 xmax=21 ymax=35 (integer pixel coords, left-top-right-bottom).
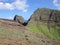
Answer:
xmin=0 ymin=0 xmax=60 ymax=20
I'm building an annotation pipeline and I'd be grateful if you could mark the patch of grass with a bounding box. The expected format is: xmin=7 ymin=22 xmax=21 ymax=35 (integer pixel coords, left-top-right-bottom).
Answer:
xmin=28 ymin=23 xmax=44 ymax=36
xmin=50 ymin=26 xmax=60 ymax=41
xmin=0 ymin=26 xmax=25 ymax=38
xmin=28 ymin=22 xmax=60 ymax=41
xmin=39 ymin=22 xmax=60 ymax=41
xmin=26 ymin=35 xmax=46 ymax=45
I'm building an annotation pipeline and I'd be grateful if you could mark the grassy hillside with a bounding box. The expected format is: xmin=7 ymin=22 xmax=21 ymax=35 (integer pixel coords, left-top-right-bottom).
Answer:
xmin=0 ymin=19 xmax=60 ymax=45
xmin=0 ymin=19 xmax=55 ymax=45
xmin=28 ymin=22 xmax=60 ymax=42
xmin=0 ymin=8 xmax=60 ymax=45
xmin=27 ymin=8 xmax=60 ymax=43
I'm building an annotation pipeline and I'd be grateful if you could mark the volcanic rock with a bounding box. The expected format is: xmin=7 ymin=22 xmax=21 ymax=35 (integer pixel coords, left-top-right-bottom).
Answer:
xmin=14 ymin=15 xmax=24 ymax=24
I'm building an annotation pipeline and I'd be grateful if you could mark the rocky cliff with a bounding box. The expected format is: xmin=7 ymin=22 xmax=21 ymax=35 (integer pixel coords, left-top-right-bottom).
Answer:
xmin=28 ymin=8 xmax=60 ymax=29
xmin=27 ymin=8 xmax=60 ymax=43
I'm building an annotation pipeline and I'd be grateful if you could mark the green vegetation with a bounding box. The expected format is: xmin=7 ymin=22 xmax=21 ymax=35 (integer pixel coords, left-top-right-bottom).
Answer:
xmin=28 ymin=22 xmax=60 ymax=41
xmin=28 ymin=23 xmax=44 ymax=36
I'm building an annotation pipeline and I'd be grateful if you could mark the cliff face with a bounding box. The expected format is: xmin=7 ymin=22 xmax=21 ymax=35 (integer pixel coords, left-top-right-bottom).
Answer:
xmin=27 ymin=8 xmax=60 ymax=42
xmin=28 ymin=8 xmax=60 ymax=29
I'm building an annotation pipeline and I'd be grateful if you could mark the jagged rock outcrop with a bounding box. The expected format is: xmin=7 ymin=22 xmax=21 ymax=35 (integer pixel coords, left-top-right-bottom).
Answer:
xmin=14 ymin=15 xmax=24 ymax=24
xmin=28 ymin=8 xmax=60 ymax=29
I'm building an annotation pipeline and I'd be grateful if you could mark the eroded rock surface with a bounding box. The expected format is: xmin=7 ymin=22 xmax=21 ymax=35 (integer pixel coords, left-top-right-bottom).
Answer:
xmin=28 ymin=8 xmax=60 ymax=29
xmin=14 ymin=15 xmax=24 ymax=24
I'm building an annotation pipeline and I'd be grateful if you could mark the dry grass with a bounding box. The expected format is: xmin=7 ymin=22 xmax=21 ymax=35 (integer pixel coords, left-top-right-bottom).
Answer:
xmin=0 ymin=19 xmax=60 ymax=45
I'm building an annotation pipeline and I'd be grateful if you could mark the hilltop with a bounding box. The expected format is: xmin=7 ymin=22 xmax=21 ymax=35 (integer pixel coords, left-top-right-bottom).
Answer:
xmin=27 ymin=8 xmax=60 ymax=43
xmin=0 ymin=8 xmax=60 ymax=45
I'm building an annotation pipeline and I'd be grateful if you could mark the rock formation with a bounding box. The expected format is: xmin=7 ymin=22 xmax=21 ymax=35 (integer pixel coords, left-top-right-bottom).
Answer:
xmin=14 ymin=15 xmax=24 ymax=24
xmin=28 ymin=8 xmax=60 ymax=29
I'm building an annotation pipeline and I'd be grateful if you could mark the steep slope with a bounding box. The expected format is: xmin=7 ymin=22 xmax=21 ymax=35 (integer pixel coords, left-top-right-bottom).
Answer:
xmin=0 ymin=19 xmax=59 ymax=45
xmin=0 ymin=19 xmax=40 ymax=45
xmin=0 ymin=8 xmax=60 ymax=45
xmin=27 ymin=8 xmax=60 ymax=43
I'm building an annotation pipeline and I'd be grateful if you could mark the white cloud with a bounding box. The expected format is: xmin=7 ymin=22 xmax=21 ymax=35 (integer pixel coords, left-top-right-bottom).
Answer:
xmin=53 ymin=0 xmax=60 ymax=10
xmin=53 ymin=0 xmax=60 ymax=6
xmin=8 ymin=16 xmax=13 ymax=19
xmin=0 ymin=0 xmax=29 ymax=12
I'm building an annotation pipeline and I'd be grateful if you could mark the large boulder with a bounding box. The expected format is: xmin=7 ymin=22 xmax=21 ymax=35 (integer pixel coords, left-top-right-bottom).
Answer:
xmin=14 ymin=15 xmax=24 ymax=24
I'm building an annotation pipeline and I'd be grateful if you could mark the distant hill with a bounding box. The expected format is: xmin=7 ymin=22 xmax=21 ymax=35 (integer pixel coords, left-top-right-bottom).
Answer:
xmin=0 ymin=8 xmax=60 ymax=45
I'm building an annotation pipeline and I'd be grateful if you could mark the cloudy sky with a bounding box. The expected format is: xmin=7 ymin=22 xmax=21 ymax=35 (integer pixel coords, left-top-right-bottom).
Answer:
xmin=0 ymin=0 xmax=60 ymax=20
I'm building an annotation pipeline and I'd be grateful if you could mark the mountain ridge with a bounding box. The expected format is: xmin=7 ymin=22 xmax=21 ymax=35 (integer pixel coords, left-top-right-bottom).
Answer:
xmin=27 ymin=8 xmax=60 ymax=43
